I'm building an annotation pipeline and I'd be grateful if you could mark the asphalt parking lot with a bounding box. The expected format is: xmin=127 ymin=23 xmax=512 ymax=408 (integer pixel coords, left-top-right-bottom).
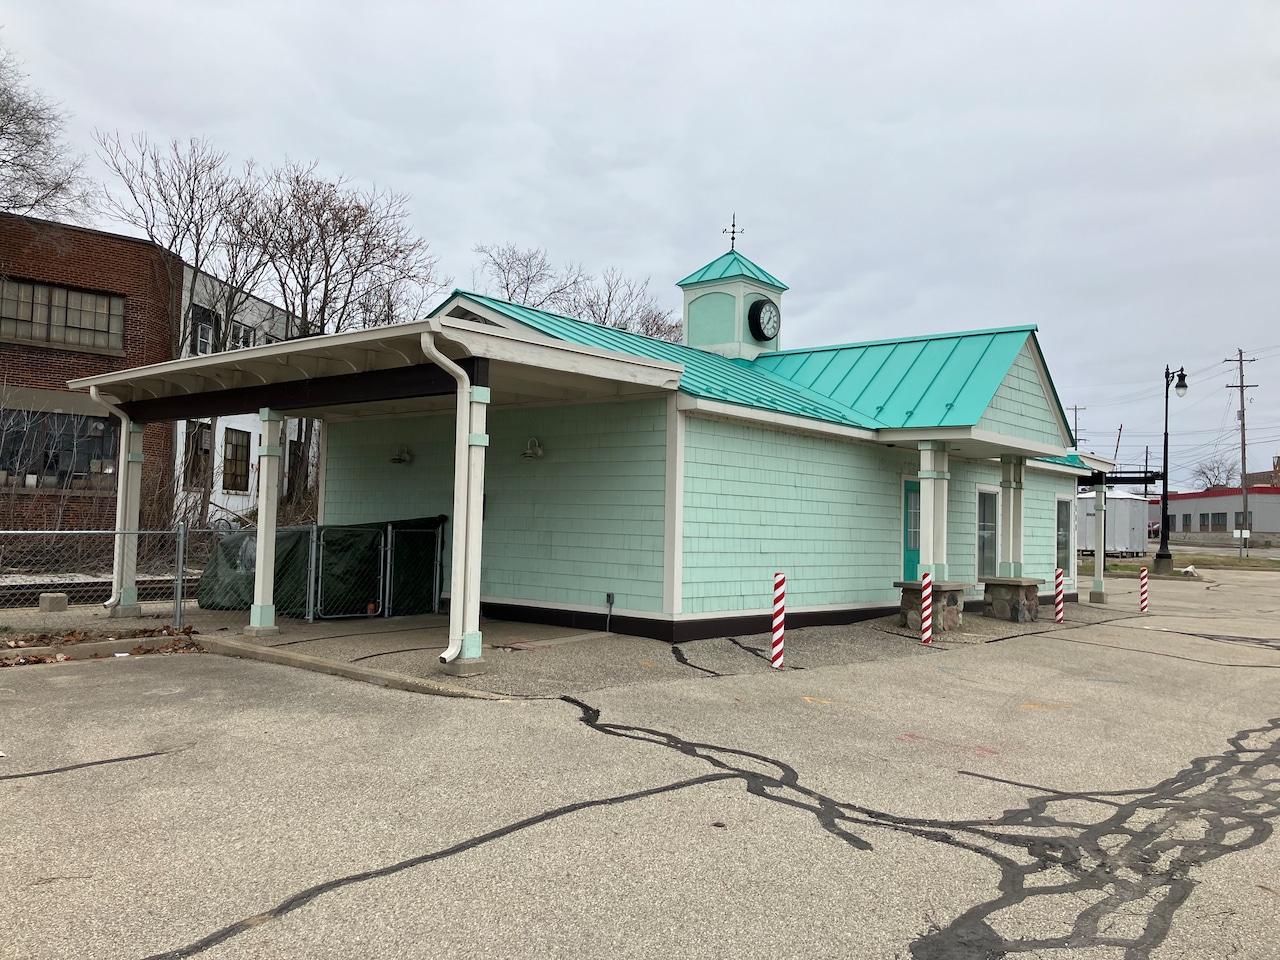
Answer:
xmin=3 ymin=571 xmax=1279 ymax=959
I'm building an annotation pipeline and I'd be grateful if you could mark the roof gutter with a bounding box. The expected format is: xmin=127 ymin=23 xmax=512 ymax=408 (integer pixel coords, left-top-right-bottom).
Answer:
xmin=89 ymin=386 xmax=131 ymax=610
xmin=420 ymin=326 xmax=470 ymax=664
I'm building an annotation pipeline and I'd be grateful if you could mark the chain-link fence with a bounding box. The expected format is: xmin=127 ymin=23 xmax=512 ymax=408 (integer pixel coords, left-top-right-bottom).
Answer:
xmin=0 ymin=516 xmax=446 ymax=626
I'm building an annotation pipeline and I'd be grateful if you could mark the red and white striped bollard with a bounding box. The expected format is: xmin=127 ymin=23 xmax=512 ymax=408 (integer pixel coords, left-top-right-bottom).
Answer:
xmin=771 ymin=572 xmax=785 ymax=668
xmin=921 ymin=571 xmax=933 ymax=644
xmin=1054 ymin=567 xmax=1065 ymax=624
xmin=1139 ymin=566 xmax=1149 ymax=613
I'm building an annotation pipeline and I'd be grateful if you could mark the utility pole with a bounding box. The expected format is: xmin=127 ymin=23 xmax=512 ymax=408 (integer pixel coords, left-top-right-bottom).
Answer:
xmin=1067 ymin=405 xmax=1086 ymax=448
xmin=1143 ymin=446 xmax=1150 ymax=498
xmin=1225 ymin=349 xmax=1256 ymax=556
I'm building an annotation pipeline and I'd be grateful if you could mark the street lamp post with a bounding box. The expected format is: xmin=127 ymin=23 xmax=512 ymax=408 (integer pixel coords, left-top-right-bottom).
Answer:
xmin=1154 ymin=365 xmax=1188 ymax=575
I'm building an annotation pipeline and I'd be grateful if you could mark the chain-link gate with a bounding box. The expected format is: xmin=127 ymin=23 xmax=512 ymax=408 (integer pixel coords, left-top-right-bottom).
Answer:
xmin=0 ymin=515 xmax=445 ymax=625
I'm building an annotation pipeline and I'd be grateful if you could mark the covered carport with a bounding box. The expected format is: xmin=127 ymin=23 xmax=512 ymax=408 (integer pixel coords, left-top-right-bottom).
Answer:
xmin=69 ymin=313 xmax=682 ymax=675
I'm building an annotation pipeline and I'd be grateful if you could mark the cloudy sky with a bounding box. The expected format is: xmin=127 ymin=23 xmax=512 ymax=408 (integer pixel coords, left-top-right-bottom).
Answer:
xmin=5 ymin=1 xmax=1279 ymax=487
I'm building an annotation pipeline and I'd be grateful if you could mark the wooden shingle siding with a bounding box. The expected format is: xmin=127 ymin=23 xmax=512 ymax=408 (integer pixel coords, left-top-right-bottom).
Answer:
xmin=323 ymin=399 xmax=667 ymax=614
xmin=681 ymin=417 xmax=916 ymax=614
xmin=977 ymin=343 xmax=1063 ymax=446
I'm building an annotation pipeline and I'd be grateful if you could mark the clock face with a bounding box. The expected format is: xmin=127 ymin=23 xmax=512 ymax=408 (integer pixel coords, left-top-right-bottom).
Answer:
xmin=748 ymin=298 xmax=781 ymax=341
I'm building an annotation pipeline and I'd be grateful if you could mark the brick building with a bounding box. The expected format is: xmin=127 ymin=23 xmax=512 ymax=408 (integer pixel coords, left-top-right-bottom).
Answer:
xmin=0 ymin=212 xmax=180 ymax=529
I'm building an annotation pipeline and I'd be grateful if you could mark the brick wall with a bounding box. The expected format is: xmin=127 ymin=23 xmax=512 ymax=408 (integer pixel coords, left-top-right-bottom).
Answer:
xmin=0 ymin=214 xmax=181 ymax=528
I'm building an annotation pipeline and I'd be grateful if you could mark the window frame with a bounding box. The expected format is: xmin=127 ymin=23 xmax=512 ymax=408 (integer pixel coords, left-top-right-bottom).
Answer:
xmin=184 ymin=420 xmax=213 ymax=490
xmin=1 ymin=278 xmax=125 ymax=353
xmin=1055 ymin=496 xmax=1074 ymax=578
xmin=976 ymin=484 xmax=1000 ymax=581
xmin=222 ymin=427 xmax=251 ymax=493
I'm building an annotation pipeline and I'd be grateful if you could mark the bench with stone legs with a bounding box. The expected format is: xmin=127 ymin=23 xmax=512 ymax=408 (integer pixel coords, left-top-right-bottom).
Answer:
xmin=893 ymin=580 xmax=972 ymax=633
xmin=980 ymin=577 xmax=1045 ymax=622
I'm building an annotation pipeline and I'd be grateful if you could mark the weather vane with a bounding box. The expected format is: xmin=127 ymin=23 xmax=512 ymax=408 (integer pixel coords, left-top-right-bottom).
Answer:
xmin=723 ymin=213 xmax=744 ymax=250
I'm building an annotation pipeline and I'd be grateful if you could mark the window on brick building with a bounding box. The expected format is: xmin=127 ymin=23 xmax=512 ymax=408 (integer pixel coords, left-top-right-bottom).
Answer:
xmin=0 ymin=280 xmax=125 ymax=351
xmin=1199 ymin=513 xmax=1209 ymax=531
xmin=184 ymin=421 xmax=212 ymax=489
xmin=1182 ymin=513 xmax=1191 ymax=531
xmin=0 ymin=410 xmax=118 ymax=489
xmin=1210 ymin=512 xmax=1227 ymax=532
xmin=222 ymin=428 xmax=250 ymax=492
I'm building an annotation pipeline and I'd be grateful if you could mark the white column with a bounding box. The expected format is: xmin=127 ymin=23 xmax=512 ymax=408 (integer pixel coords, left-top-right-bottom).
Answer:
xmin=662 ymin=394 xmax=685 ymax=616
xmin=1089 ymin=483 xmax=1107 ymax=603
xmin=246 ymin=408 xmax=283 ymax=636
xmin=999 ymin=456 xmax=1025 ymax=577
xmin=460 ymin=387 xmax=489 ymax=661
xmin=918 ymin=442 xmax=949 ymax=580
xmin=110 ymin=422 xmax=146 ymax=618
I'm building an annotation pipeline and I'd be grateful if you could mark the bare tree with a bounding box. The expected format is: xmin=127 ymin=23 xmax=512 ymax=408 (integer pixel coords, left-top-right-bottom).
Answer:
xmin=254 ymin=160 xmax=446 ymax=502
xmin=98 ymin=134 xmax=261 ymax=526
xmin=0 ymin=43 xmax=93 ymax=220
xmin=255 ymin=160 xmax=445 ymax=336
xmin=472 ymin=243 xmax=678 ymax=341
xmin=1191 ymin=454 xmax=1239 ymax=490
xmin=578 ymin=267 xmax=680 ymax=340
xmin=96 ymin=133 xmax=250 ymax=355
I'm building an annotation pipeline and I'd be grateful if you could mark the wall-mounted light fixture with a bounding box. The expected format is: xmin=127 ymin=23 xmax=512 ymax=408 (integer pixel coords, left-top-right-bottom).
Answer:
xmin=521 ymin=437 xmax=544 ymax=460
xmin=389 ymin=447 xmax=414 ymax=465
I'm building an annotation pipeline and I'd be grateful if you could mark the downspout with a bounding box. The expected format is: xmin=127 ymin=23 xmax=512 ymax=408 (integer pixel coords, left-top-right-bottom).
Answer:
xmin=90 ymin=386 xmax=132 ymax=610
xmin=420 ymin=325 xmax=470 ymax=664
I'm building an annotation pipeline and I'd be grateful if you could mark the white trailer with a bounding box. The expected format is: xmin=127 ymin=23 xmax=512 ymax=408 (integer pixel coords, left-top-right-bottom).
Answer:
xmin=1077 ymin=489 xmax=1149 ymax=556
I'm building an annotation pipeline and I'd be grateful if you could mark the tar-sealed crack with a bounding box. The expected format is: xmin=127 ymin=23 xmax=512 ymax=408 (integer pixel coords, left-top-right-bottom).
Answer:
xmin=725 ymin=636 xmax=804 ymax=668
xmin=1 ymin=746 xmax=189 ymax=781
xmin=668 ymin=643 xmax=723 ymax=677
xmin=136 ymin=696 xmax=1280 ymax=960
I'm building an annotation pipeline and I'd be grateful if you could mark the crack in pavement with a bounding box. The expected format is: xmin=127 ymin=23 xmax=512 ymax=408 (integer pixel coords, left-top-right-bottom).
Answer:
xmin=667 ymin=642 xmax=723 ymax=677
xmin=133 ymin=693 xmax=1280 ymax=960
xmin=0 ymin=746 xmax=189 ymax=781
xmin=725 ymin=636 xmax=804 ymax=668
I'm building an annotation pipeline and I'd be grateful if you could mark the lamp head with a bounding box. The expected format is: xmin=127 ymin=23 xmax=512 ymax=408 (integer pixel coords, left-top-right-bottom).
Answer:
xmin=1174 ymin=368 xmax=1188 ymax=398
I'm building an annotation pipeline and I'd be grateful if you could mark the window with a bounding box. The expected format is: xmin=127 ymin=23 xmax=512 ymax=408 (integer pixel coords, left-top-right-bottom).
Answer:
xmin=1182 ymin=513 xmax=1191 ymax=532
xmin=1210 ymin=512 xmax=1228 ymax=532
xmin=1199 ymin=513 xmax=1209 ymax=532
xmin=222 ymin=428 xmax=251 ymax=492
xmin=228 ymin=322 xmax=254 ymax=350
xmin=184 ymin=421 xmax=212 ymax=489
xmin=1055 ymin=499 xmax=1073 ymax=573
xmin=191 ymin=304 xmax=219 ymax=355
xmin=977 ymin=490 xmax=999 ymax=579
xmin=1234 ymin=511 xmax=1253 ymax=529
xmin=1 ymin=279 xmax=125 ymax=351
xmin=0 ymin=411 xmax=118 ymax=489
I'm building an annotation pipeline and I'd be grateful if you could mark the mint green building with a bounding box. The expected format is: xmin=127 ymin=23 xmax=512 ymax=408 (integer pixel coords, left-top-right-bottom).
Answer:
xmin=72 ymin=248 xmax=1093 ymax=669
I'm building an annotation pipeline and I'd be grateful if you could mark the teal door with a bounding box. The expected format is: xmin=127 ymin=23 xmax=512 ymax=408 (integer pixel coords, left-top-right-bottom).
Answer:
xmin=904 ymin=481 xmax=921 ymax=580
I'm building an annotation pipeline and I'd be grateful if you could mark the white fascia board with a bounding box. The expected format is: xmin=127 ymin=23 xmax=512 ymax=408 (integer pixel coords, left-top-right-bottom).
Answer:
xmin=1027 ymin=459 xmax=1093 ymax=478
xmin=69 ymin=321 xmax=439 ymax=393
xmin=1073 ymin=451 xmax=1115 ymax=473
xmin=881 ymin=426 xmax=1069 ymax=459
xmin=675 ymin=395 xmax=878 ymax=442
xmin=435 ymin=319 xmax=684 ymax=391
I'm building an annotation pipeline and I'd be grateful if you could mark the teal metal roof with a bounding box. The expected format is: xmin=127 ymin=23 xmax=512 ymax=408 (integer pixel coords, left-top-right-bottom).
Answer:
xmin=1034 ymin=453 xmax=1091 ymax=472
xmin=676 ymin=250 xmax=789 ymax=290
xmin=434 ymin=291 xmax=878 ymax=429
xmin=751 ymin=327 xmax=1038 ymax=429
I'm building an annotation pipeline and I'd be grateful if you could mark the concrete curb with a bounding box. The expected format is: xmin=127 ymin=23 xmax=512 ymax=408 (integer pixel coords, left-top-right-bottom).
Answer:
xmin=2 ymin=635 xmax=182 ymax=661
xmin=200 ymin=635 xmax=504 ymax=700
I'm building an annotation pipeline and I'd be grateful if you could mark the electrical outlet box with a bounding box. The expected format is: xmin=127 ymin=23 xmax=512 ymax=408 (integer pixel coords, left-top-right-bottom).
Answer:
xmin=606 ymin=593 xmax=615 ymax=605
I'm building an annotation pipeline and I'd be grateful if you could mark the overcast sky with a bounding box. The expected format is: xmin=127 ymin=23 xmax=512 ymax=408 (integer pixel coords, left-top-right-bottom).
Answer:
xmin=5 ymin=1 xmax=1279 ymax=488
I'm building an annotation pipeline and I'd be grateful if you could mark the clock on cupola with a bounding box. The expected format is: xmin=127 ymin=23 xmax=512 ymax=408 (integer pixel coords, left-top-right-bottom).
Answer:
xmin=676 ymin=222 xmax=788 ymax=361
